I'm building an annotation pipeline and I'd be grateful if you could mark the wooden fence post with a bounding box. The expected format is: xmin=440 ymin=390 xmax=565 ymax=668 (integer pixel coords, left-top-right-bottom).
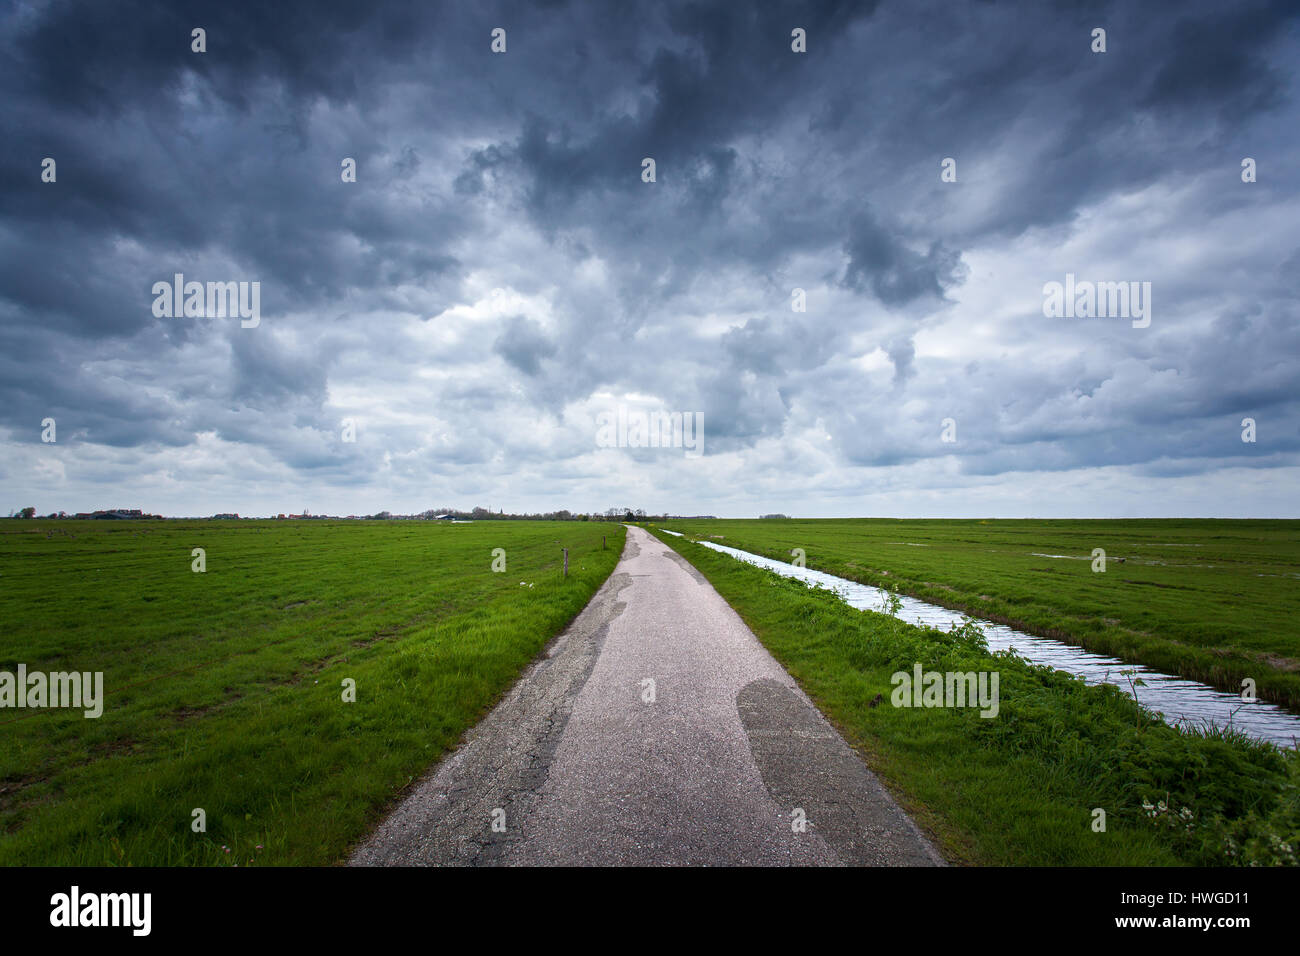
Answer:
xmin=563 ymin=548 xmax=569 ymax=578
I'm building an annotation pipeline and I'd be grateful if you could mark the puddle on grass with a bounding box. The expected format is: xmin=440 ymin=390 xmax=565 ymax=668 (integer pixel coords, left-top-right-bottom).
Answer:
xmin=656 ymin=529 xmax=1299 ymax=748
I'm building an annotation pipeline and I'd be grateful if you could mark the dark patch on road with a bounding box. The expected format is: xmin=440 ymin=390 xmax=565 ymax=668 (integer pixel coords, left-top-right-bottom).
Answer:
xmin=660 ymin=547 xmax=708 ymax=585
xmin=736 ymin=677 xmax=944 ymax=866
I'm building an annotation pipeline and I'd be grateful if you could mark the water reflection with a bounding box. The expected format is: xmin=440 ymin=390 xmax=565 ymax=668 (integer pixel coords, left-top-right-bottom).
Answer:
xmin=658 ymin=530 xmax=1298 ymax=749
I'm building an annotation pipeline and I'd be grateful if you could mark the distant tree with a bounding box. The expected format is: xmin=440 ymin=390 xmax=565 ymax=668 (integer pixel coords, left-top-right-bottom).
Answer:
xmin=18 ymin=507 xmax=35 ymax=519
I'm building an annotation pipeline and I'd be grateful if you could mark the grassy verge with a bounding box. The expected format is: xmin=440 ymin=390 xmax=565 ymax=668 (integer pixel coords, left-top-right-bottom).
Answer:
xmin=656 ymin=518 xmax=1300 ymax=710
xmin=0 ymin=519 xmax=625 ymax=865
xmin=650 ymin=527 xmax=1299 ymax=866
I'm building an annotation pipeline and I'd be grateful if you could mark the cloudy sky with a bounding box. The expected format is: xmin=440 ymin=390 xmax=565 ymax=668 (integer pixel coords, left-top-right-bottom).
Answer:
xmin=3 ymin=0 xmax=1298 ymax=518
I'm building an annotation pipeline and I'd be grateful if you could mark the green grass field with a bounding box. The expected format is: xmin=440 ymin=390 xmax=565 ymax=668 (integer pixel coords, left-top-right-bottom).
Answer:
xmin=648 ymin=527 xmax=1300 ymax=866
xmin=0 ymin=518 xmax=624 ymax=866
xmin=653 ymin=519 xmax=1300 ymax=709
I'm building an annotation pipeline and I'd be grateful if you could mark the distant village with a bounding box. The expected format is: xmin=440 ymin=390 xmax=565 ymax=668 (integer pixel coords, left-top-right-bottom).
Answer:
xmin=6 ymin=506 xmax=718 ymax=522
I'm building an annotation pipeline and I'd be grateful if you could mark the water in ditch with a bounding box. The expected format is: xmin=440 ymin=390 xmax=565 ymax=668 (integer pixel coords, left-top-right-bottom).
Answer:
xmin=658 ymin=530 xmax=1300 ymax=748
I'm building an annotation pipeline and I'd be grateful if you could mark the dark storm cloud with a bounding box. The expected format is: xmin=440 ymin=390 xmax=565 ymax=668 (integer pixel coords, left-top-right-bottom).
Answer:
xmin=493 ymin=315 xmax=557 ymax=376
xmin=840 ymin=210 xmax=967 ymax=307
xmin=1 ymin=0 xmax=1298 ymax=515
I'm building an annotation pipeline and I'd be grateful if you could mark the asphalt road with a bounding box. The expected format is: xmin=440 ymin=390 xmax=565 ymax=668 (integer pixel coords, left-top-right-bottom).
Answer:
xmin=349 ymin=525 xmax=943 ymax=866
